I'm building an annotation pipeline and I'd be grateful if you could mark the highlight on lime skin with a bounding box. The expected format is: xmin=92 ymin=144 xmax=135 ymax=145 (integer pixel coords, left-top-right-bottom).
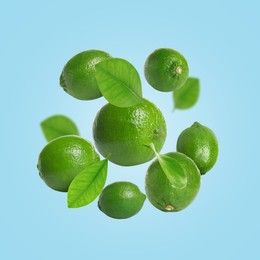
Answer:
xmin=176 ymin=66 xmax=182 ymax=75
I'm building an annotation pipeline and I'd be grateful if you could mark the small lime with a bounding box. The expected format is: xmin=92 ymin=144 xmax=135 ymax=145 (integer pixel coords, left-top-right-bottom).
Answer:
xmin=98 ymin=182 xmax=146 ymax=219
xmin=60 ymin=50 xmax=112 ymax=100
xmin=177 ymin=122 xmax=219 ymax=174
xmin=93 ymin=98 xmax=167 ymax=166
xmin=145 ymin=152 xmax=200 ymax=212
xmin=144 ymin=48 xmax=189 ymax=92
xmin=37 ymin=135 xmax=100 ymax=192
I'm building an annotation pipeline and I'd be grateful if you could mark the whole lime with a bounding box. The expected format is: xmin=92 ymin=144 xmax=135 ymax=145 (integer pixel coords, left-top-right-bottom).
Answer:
xmin=60 ymin=50 xmax=112 ymax=100
xmin=92 ymin=98 xmax=167 ymax=166
xmin=177 ymin=122 xmax=219 ymax=174
xmin=37 ymin=135 xmax=100 ymax=192
xmin=144 ymin=48 xmax=189 ymax=92
xmin=98 ymin=182 xmax=146 ymax=219
xmin=145 ymin=152 xmax=200 ymax=212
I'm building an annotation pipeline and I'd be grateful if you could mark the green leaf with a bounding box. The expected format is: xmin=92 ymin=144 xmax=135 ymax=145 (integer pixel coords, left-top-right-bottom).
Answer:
xmin=67 ymin=159 xmax=108 ymax=208
xmin=148 ymin=143 xmax=187 ymax=189
xmin=95 ymin=58 xmax=142 ymax=107
xmin=40 ymin=115 xmax=79 ymax=142
xmin=157 ymin=154 xmax=187 ymax=189
xmin=173 ymin=77 xmax=200 ymax=109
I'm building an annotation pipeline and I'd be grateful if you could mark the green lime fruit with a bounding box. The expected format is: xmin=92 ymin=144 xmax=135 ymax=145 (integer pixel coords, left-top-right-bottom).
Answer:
xmin=60 ymin=50 xmax=112 ymax=100
xmin=93 ymin=98 xmax=167 ymax=166
xmin=177 ymin=122 xmax=219 ymax=174
xmin=144 ymin=48 xmax=189 ymax=92
xmin=98 ymin=182 xmax=146 ymax=219
xmin=37 ymin=135 xmax=100 ymax=192
xmin=145 ymin=152 xmax=200 ymax=212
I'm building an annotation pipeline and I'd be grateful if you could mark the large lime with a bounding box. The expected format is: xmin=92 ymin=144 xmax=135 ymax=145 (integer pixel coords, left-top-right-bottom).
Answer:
xmin=92 ymin=98 xmax=167 ymax=166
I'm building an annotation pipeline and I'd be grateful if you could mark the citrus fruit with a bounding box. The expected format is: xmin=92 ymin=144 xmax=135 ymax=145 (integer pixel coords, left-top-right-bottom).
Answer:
xmin=92 ymin=98 xmax=167 ymax=166
xmin=144 ymin=48 xmax=189 ymax=92
xmin=37 ymin=135 xmax=100 ymax=192
xmin=60 ymin=50 xmax=112 ymax=100
xmin=98 ymin=182 xmax=146 ymax=219
xmin=145 ymin=152 xmax=200 ymax=212
xmin=176 ymin=122 xmax=219 ymax=174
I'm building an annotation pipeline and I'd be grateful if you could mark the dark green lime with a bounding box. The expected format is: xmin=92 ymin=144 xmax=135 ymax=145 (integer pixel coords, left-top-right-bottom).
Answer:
xmin=98 ymin=182 xmax=146 ymax=219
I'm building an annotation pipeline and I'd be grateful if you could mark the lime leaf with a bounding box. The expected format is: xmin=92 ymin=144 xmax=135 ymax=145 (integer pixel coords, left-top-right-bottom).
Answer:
xmin=40 ymin=115 xmax=79 ymax=142
xmin=173 ymin=77 xmax=200 ymax=109
xmin=148 ymin=143 xmax=187 ymax=189
xmin=67 ymin=159 xmax=108 ymax=208
xmin=95 ymin=58 xmax=142 ymax=107
xmin=157 ymin=154 xmax=187 ymax=189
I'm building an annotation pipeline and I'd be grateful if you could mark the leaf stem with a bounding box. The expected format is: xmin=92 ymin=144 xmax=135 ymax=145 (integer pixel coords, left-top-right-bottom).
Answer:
xmin=145 ymin=143 xmax=160 ymax=159
xmin=106 ymin=153 xmax=112 ymax=160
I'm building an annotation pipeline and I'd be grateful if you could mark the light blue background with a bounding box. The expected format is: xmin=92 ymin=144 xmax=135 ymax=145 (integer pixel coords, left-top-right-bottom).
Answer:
xmin=1 ymin=0 xmax=259 ymax=259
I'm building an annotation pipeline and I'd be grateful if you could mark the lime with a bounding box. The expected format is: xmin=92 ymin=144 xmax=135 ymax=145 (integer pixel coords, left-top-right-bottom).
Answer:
xmin=98 ymin=182 xmax=146 ymax=219
xmin=144 ymin=48 xmax=189 ymax=92
xmin=145 ymin=152 xmax=200 ymax=212
xmin=177 ymin=122 xmax=219 ymax=174
xmin=37 ymin=135 xmax=100 ymax=192
xmin=92 ymin=98 xmax=167 ymax=166
xmin=60 ymin=50 xmax=112 ymax=100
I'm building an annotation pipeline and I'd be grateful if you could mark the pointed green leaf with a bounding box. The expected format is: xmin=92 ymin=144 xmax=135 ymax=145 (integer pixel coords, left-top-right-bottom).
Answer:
xmin=95 ymin=58 xmax=142 ymax=107
xmin=173 ymin=77 xmax=200 ymax=109
xmin=40 ymin=115 xmax=79 ymax=142
xmin=67 ymin=159 xmax=108 ymax=208
xmin=157 ymin=154 xmax=187 ymax=189
xmin=147 ymin=143 xmax=187 ymax=189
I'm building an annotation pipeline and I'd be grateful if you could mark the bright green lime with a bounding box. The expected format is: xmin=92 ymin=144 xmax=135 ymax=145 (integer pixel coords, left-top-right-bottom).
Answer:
xmin=144 ymin=48 xmax=189 ymax=92
xmin=60 ymin=50 xmax=112 ymax=100
xmin=37 ymin=135 xmax=100 ymax=192
xmin=177 ymin=122 xmax=219 ymax=174
xmin=98 ymin=182 xmax=146 ymax=219
xmin=92 ymin=98 xmax=167 ymax=166
xmin=145 ymin=152 xmax=200 ymax=212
